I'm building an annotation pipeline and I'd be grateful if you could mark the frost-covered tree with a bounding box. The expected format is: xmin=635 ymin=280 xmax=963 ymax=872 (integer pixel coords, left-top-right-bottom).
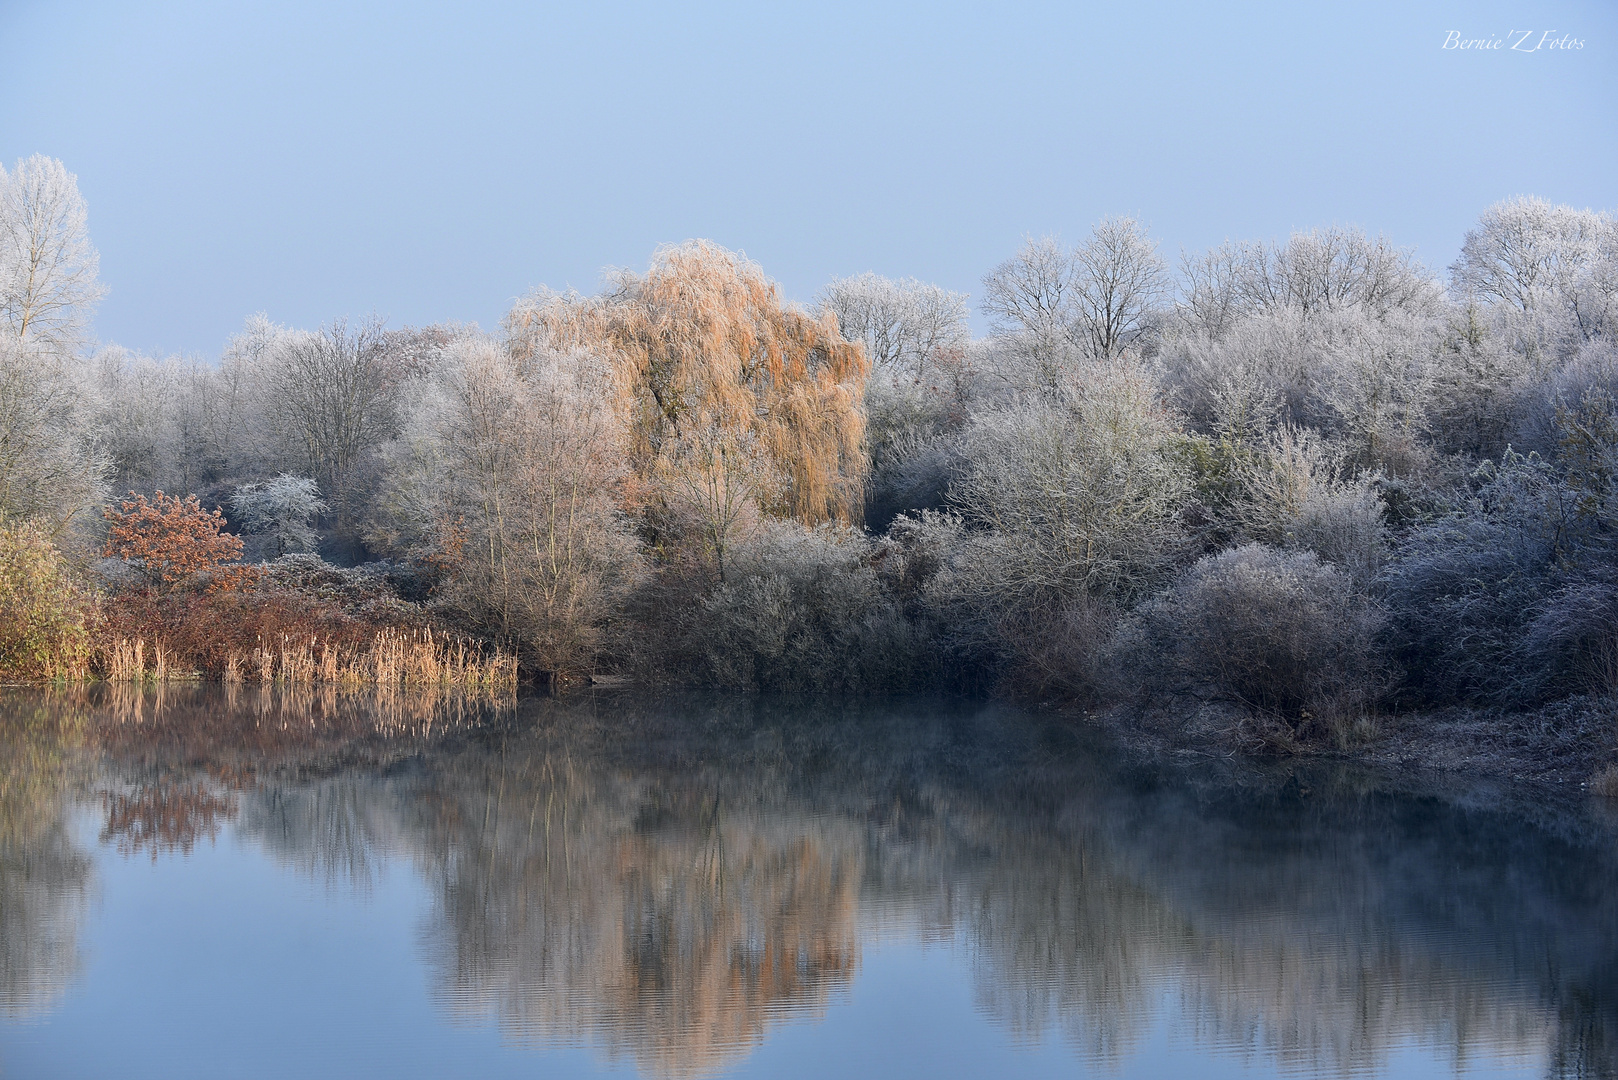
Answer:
xmin=259 ymin=317 xmax=407 ymax=535
xmin=0 ymin=158 xmax=107 ymax=530
xmin=981 ymin=235 xmax=1078 ymax=383
xmin=0 ymin=156 xmax=104 ymax=352
xmin=1450 ymin=196 xmax=1617 ymax=359
xmin=817 ymin=273 xmax=968 ymax=382
xmin=1070 ymin=216 xmax=1170 ymax=361
xmin=376 ymin=336 xmax=642 ymax=674
xmin=230 ymin=475 xmax=324 ymax=558
xmin=981 ymin=218 xmax=1169 ymax=389
xmin=1451 ymin=197 xmax=1611 ymax=317
xmin=1178 ymin=228 xmax=1437 ymax=339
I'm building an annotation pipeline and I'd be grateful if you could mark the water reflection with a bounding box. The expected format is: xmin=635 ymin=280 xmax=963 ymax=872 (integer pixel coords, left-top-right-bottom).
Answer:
xmin=0 ymin=695 xmax=92 ymax=1018
xmin=2 ymin=687 xmax=1617 ymax=1077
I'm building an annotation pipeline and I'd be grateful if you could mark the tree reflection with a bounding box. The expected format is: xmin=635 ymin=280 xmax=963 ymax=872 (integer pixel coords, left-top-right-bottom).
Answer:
xmin=3 ymin=688 xmax=1617 ymax=1078
xmin=0 ymin=694 xmax=92 ymax=1018
xmin=101 ymin=784 xmax=236 ymax=858
xmin=401 ymin=744 xmax=864 ymax=1077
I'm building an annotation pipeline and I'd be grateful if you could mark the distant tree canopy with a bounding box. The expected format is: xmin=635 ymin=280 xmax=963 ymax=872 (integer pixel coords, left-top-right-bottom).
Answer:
xmin=7 ymin=153 xmax=1618 ymax=715
xmin=506 ymin=241 xmax=870 ymax=526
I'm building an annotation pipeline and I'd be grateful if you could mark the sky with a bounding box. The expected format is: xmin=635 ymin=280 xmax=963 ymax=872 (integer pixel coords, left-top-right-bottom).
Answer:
xmin=1 ymin=0 xmax=1614 ymax=357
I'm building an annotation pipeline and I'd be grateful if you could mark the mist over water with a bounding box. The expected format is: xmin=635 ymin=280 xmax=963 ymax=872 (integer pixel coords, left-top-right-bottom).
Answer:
xmin=0 ymin=686 xmax=1613 ymax=1078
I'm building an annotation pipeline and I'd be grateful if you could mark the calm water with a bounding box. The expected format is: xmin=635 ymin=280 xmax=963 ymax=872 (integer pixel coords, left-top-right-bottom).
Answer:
xmin=0 ymin=686 xmax=1613 ymax=1079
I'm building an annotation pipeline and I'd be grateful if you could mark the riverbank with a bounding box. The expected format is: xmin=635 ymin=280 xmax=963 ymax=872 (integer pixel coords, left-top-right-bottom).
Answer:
xmin=1082 ymin=693 xmax=1618 ymax=788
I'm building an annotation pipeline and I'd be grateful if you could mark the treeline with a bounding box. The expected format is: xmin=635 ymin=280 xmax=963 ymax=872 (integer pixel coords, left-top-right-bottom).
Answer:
xmin=2 ymin=152 xmax=1616 ymax=736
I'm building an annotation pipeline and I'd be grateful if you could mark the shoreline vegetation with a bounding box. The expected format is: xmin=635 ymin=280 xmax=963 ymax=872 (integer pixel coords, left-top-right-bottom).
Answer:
xmin=3 ymin=155 xmax=1618 ymax=783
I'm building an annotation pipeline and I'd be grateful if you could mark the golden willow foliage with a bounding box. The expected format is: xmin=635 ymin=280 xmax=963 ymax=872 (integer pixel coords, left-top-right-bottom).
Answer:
xmin=506 ymin=241 xmax=870 ymax=525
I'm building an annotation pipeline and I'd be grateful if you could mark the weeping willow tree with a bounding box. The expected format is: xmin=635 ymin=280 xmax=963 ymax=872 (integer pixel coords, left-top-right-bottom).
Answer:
xmin=506 ymin=241 xmax=870 ymax=526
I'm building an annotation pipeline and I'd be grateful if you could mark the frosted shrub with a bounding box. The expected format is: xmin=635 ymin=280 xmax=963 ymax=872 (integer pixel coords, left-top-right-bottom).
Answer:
xmin=1237 ymin=426 xmax=1387 ymax=587
xmin=230 ymin=474 xmax=325 ymax=558
xmin=1117 ymin=544 xmax=1386 ymax=731
xmin=698 ymin=522 xmax=927 ymax=694
xmin=949 ymin=360 xmax=1191 ymax=609
xmin=1379 ymin=452 xmax=1571 ymax=704
xmin=1384 ymin=392 xmax=1618 ymax=706
xmin=1519 ymin=564 xmax=1618 ymax=698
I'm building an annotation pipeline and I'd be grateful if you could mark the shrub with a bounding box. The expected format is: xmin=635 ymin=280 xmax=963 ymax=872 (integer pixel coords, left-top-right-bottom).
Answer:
xmin=1517 ymin=563 xmax=1618 ymax=699
xmin=229 ymin=475 xmax=324 ymax=558
xmin=995 ymin=594 xmax=1120 ymax=704
xmin=1115 ymin=544 xmax=1386 ymax=733
xmin=1379 ymin=450 xmax=1602 ymax=706
xmin=1232 ymin=425 xmax=1387 ymax=587
xmin=96 ymin=556 xmax=436 ymax=681
xmin=948 ymin=361 xmax=1191 ymax=607
xmin=102 ymin=490 xmax=254 ymax=593
xmin=0 ymin=523 xmax=91 ymax=682
xmin=695 ymin=522 xmax=928 ymax=694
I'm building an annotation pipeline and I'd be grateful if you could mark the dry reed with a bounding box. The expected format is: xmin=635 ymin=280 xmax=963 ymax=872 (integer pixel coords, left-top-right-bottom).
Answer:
xmin=98 ymin=628 xmax=517 ymax=691
xmin=230 ymin=627 xmax=517 ymax=689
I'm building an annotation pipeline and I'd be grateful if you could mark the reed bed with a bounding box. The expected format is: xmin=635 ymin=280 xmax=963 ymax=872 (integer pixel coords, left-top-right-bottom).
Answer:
xmin=100 ymin=639 xmax=180 ymax=683
xmin=100 ymin=628 xmax=517 ymax=690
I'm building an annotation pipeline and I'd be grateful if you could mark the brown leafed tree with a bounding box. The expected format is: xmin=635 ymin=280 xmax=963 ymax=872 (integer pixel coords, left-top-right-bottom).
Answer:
xmin=102 ymin=491 xmax=254 ymax=593
xmin=505 ymin=241 xmax=870 ymax=526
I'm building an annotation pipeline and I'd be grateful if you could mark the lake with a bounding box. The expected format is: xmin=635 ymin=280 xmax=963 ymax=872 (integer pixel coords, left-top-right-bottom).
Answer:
xmin=0 ymin=685 xmax=1612 ymax=1079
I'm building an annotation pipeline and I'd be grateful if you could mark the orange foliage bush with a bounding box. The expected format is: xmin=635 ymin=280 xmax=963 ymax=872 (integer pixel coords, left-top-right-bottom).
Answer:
xmin=102 ymin=491 xmax=257 ymax=593
xmin=97 ymin=490 xmax=369 ymax=677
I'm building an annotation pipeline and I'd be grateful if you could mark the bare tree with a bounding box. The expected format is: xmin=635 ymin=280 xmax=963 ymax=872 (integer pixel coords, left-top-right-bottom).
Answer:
xmin=261 ymin=317 xmax=404 ymax=533
xmin=89 ymin=346 xmax=189 ymax=496
xmin=1178 ymin=228 xmax=1437 ymax=337
xmin=1451 ymin=197 xmax=1611 ymax=316
xmin=817 ymin=273 xmax=968 ymax=382
xmin=981 ymin=235 xmax=1081 ymax=385
xmin=1070 ymin=216 xmax=1170 ymax=360
xmin=0 ymin=337 xmax=107 ymax=530
xmin=380 ymin=336 xmax=642 ymax=674
xmin=981 ymin=219 xmax=1169 ymax=389
xmin=1179 ymin=242 xmax=1255 ymax=340
xmin=656 ymin=423 xmax=781 ymax=583
xmin=1262 ymin=228 xmax=1438 ymax=319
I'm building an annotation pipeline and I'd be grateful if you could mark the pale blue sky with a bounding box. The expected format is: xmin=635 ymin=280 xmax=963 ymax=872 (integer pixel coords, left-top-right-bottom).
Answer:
xmin=2 ymin=0 xmax=1614 ymax=356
